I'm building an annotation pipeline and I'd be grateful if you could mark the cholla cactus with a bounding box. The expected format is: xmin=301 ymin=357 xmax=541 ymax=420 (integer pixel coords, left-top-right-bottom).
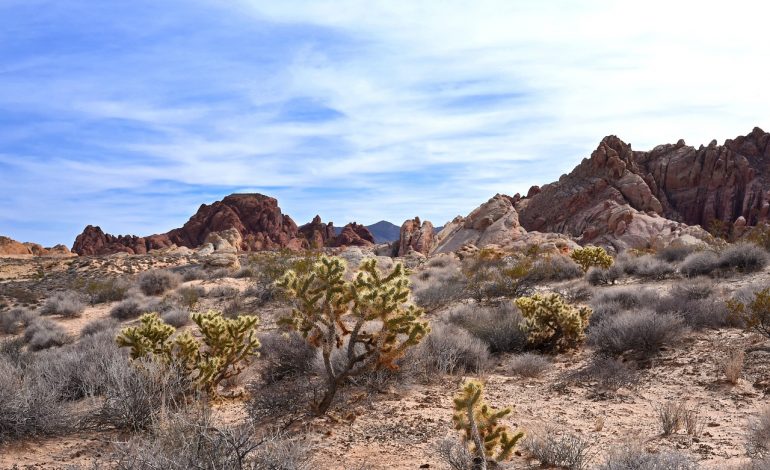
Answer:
xmin=515 ymin=293 xmax=591 ymax=351
xmin=116 ymin=311 xmax=260 ymax=393
xmin=278 ymin=255 xmax=428 ymax=414
xmin=570 ymin=246 xmax=613 ymax=272
xmin=452 ymin=380 xmax=523 ymax=470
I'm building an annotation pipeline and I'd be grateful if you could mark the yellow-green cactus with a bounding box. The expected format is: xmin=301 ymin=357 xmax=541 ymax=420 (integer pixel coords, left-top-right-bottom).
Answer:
xmin=515 ymin=293 xmax=591 ymax=351
xmin=570 ymin=246 xmax=613 ymax=272
xmin=116 ymin=311 xmax=260 ymax=394
xmin=452 ymin=380 xmax=523 ymax=469
xmin=278 ymin=255 xmax=428 ymax=414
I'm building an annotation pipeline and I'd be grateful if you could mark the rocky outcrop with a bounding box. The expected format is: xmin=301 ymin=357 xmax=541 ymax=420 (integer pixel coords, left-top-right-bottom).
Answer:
xmin=1 ymin=236 xmax=75 ymax=257
xmin=329 ymin=223 xmax=375 ymax=247
xmin=512 ymin=129 xmax=770 ymax=250
xmin=298 ymin=215 xmax=336 ymax=249
xmin=72 ymin=194 xmax=306 ymax=255
xmin=397 ymin=217 xmax=434 ymax=256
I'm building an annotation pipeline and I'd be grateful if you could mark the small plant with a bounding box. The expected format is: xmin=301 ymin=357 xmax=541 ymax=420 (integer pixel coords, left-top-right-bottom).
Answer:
xmin=161 ymin=307 xmax=191 ymax=328
xmin=138 ymin=269 xmax=181 ymax=296
xmin=748 ymin=406 xmax=770 ymax=458
xmin=446 ymin=302 xmax=527 ymax=354
xmin=23 ymin=318 xmax=72 ymax=351
xmin=727 ymin=287 xmax=770 ymax=338
xmin=657 ymin=401 xmax=684 ymax=436
xmin=110 ymin=296 xmax=145 ymax=320
xmin=40 ymin=291 xmax=85 ymax=318
xmin=515 ymin=293 xmax=591 ymax=351
xmin=417 ymin=323 xmax=490 ymax=375
xmin=84 ymin=278 xmax=129 ymax=304
xmin=452 ymin=380 xmax=523 ymax=470
xmin=176 ymin=285 xmax=204 ymax=309
xmin=278 ymin=256 xmax=428 ymax=414
xmin=598 ymin=443 xmax=697 ymax=470
xmin=523 ymin=425 xmax=593 ymax=470
xmin=589 ymin=310 xmax=686 ymax=359
xmin=0 ymin=307 xmax=35 ymax=334
xmin=116 ymin=311 xmax=260 ymax=393
xmin=570 ymin=246 xmax=613 ymax=272
xmin=508 ymin=352 xmax=550 ymax=378
xmin=723 ymin=348 xmax=745 ymax=384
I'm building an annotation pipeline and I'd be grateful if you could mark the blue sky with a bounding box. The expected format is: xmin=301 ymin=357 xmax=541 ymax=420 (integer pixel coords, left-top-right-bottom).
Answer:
xmin=1 ymin=0 xmax=769 ymax=246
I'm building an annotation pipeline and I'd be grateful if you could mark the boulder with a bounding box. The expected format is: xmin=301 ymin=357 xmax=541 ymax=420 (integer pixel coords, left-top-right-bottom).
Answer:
xmin=203 ymin=252 xmax=240 ymax=270
xmin=397 ymin=217 xmax=434 ymax=256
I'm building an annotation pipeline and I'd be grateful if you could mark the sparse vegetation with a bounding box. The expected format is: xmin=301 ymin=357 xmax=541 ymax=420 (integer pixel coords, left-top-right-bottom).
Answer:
xmin=110 ymin=295 xmax=145 ymax=320
xmin=748 ymin=407 xmax=770 ymax=458
xmin=84 ymin=277 xmax=130 ymax=304
xmin=508 ymin=352 xmax=550 ymax=378
xmin=523 ymin=426 xmax=592 ymax=470
xmin=23 ymin=318 xmax=72 ymax=351
xmin=40 ymin=291 xmax=85 ymax=317
xmin=0 ymin=307 xmax=35 ymax=334
xmin=723 ymin=348 xmax=745 ymax=384
xmin=138 ymin=269 xmax=182 ymax=296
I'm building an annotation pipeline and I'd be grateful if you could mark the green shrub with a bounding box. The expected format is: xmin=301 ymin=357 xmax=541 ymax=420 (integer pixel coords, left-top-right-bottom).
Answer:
xmin=278 ymin=255 xmax=427 ymax=414
xmin=515 ymin=293 xmax=591 ymax=351
xmin=570 ymin=246 xmax=613 ymax=272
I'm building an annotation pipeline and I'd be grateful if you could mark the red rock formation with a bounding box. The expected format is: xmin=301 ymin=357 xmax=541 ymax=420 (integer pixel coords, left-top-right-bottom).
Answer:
xmin=0 ymin=236 xmax=33 ymax=256
xmin=1 ymin=236 xmax=75 ymax=256
xmin=397 ymin=217 xmax=434 ymax=256
xmin=72 ymin=194 xmax=305 ymax=255
xmin=298 ymin=215 xmax=336 ymax=249
xmin=328 ymin=223 xmax=375 ymax=247
xmin=514 ymin=129 xmax=770 ymax=249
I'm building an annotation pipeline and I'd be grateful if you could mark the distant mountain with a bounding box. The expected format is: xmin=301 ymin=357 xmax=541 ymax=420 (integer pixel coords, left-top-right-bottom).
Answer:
xmin=334 ymin=220 xmax=401 ymax=244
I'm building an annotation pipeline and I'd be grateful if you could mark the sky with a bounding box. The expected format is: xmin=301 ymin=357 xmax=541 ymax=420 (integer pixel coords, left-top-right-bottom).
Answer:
xmin=1 ymin=1 xmax=770 ymax=247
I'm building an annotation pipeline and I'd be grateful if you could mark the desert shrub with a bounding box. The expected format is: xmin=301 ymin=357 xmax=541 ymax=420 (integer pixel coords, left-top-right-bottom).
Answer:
xmin=588 ymin=300 xmax=624 ymax=328
xmin=278 ymin=256 xmax=427 ymax=414
xmin=91 ymin=358 xmax=192 ymax=432
xmin=138 ymin=269 xmax=181 ymax=296
xmin=161 ymin=307 xmax=191 ymax=328
xmin=669 ymin=278 xmax=714 ymax=300
xmin=247 ymin=376 xmax=316 ymax=420
xmin=619 ymin=254 xmax=674 ymax=280
xmin=0 ymin=356 xmax=72 ymax=443
xmin=206 ymin=285 xmax=239 ymax=298
xmin=586 ymin=266 xmax=619 ymax=286
xmin=234 ymin=265 xmax=257 ymax=279
xmin=571 ymin=246 xmax=613 ymax=272
xmin=463 ymin=255 xmax=533 ymax=302
xmin=181 ymin=266 xmax=207 ymax=282
xmin=656 ymin=245 xmax=697 ymax=263
xmin=727 ymin=287 xmax=770 ymax=338
xmin=84 ymin=277 xmax=130 ymax=304
xmin=81 ymin=317 xmax=119 ymax=337
xmin=523 ymin=426 xmax=592 ymax=470
xmin=515 ymin=293 xmax=591 ymax=351
xmin=23 ymin=318 xmax=72 ymax=351
xmin=176 ymin=285 xmax=204 ymax=309
xmin=446 ymin=302 xmax=527 ymax=354
xmin=655 ymin=296 xmax=733 ymax=330
xmin=418 ymin=323 xmax=490 ymax=375
xmin=452 ymin=380 xmax=523 ymax=467
xmin=40 ymin=291 xmax=85 ymax=317
xmin=509 ymin=352 xmax=550 ymax=378
xmin=557 ymin=281 xmax=594 ymax=303
xmin=0 ymin=307 xmax=35 ymax=334
xmin=412 ymin=258 xmax=468 ymax=309
xmin=110 ymin=295 xmax=145 ymax=320
xmin=597 ymin=443 xmax=697 ymax=470
xmin=116 ymin=311 xmax=260 ymax=394
xmin=527 ymin=255 xmax=584 ymax=281
xmin=719 ymin=243 xmax=769 ymax=273
xmin=588 ymin=310 xmax=687 ymax=359
xmin=748 ymin=406 xmax=770 ymax=458
xmin=657 ymin=401 xmax=684 ymax=436
xmin=207 ymin=268 xmax=233 ymax=280
xmin=258 ymin=330 xmax=316 ymax=384
xmin=563 ymin=356 xmax=638 ymax=393
xmin=437 ymin=437 xmax=475 ymax=470
xmin=591 ymin=287 xmax=659 ymax=311
xmin=679 ymin=251 xmax=719 ymax=277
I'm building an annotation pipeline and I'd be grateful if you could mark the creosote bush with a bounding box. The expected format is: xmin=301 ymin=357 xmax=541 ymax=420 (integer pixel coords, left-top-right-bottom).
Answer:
xmin=452 ymin=380 xmax=523 ymax=469
xmin=40 ymin=291 xmax=85 ymax=318
xmin=570 ymin=246 xmax=613 ymax=272
xmin=278 ymin=256 xmax=427 ymax=414
xmin=116 ymin=310 xmax=260 ymax=393
xmin=515 ymin=293 xmax=591 ymax=351
xmin=138 ymin=269 xmax=182 ymax=296
xmin=727 ymin=287 xmax=770 ymax=338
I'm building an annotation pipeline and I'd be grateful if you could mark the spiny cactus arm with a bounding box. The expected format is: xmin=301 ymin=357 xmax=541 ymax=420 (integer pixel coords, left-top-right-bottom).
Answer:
xmin=495 ymin=430 xmax=524 ymax=461
xmin=116 ymin=313 xmax=175 ymax=360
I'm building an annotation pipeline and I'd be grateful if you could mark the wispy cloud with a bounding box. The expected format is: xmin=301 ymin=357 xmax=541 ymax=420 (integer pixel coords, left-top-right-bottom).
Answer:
xmin=1 ymin=0 xmax=769 ymax=246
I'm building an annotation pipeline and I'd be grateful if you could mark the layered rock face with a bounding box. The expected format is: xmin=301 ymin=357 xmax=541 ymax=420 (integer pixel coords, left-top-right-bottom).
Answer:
xmin=72 ymin=194 xmax=304 ymax=255
xmin=1 ymin=236 xmax=74 ymax=257
xmin=513 ymin=129 xmax=770 ymax=250
xmin=397 ymin=217 xmax=434 ymax=256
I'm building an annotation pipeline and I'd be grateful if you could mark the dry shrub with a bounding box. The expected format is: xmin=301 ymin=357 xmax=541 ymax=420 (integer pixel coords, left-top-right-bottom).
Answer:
xmin=586 ymin=266 xmax=620 ymax=286
xmin=84 ymin=277 xmax=130 ymax=304
xmin=247 ymin=376 xmax=316 ymax=420
xmin=81 ymin=318 xmax=120 ymax=337
xmin=509 ymin=353 xmax=550 ymax=378
xmin=40 ymin=291 xmax=85 ymax=318
xmin=679 ymin=251 xmax=719 ymax=277
xmin=563 ymin=357 xmax=638 ymax=393
xmin=523 ymin=425 xmax=593 ymax=470
xmin=588 ymin=310 xmax=687 ymax=359
xmin=0 ymin=307 xmax=36 ymax=334
xmin=748 ymin=407 xmax=770 ymax=458
xmin=527 ymin=254 xmax=584 ymax=281
xmin=723 ymin=348 xmax=745 ymax=384
xmin=655 ymin=295 xmax=733 ymax=330
xmin=437 ymin=437 xmax=474 ymax=470
xmin=258 ymin=330 xmax=316 ymax=384
xmin=619 ymin=254 xmax=674 ymax=280
xmin=110 ymin=295 xmax=145 ymax=320
xmin=23 ymin=318 xmax=72 ymax=351
xmin=446 ymin=302 xmax=527 ymax=354
xmin=206 ymin=285 xmax=239 ymax=299
xmin=669 ymin=278 xmax=714 ymax=301
xmin=412 ymin=257 xmax=467 ymax=309
xmin=656 ymin=245 xmax=698 ymax=263
xmin=160 ymin=308 xmax=191 ymax=328
xmin=175 ymin=285 xmax=204 ymax=309
xmin=592 ymin=287 xmax=659 ymax=311
xmin=416 ymin=323 xmax=489 ymax=375
xmin=657 ymin=401 xmax=685 ymax=436
xmin=597 ymin=442 xmax=697 ymax=470
xmin=718 ymin=243 xmax=769 ymax=273
xmin=138 ymin=269 xmax=181 ymax=296
xmin=181 ymin=266 xmax=207 ymax=282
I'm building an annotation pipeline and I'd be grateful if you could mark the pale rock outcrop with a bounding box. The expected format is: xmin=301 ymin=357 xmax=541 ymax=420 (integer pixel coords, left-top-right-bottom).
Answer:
xmin=397 ymin=217 xmax=434 ymax=256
